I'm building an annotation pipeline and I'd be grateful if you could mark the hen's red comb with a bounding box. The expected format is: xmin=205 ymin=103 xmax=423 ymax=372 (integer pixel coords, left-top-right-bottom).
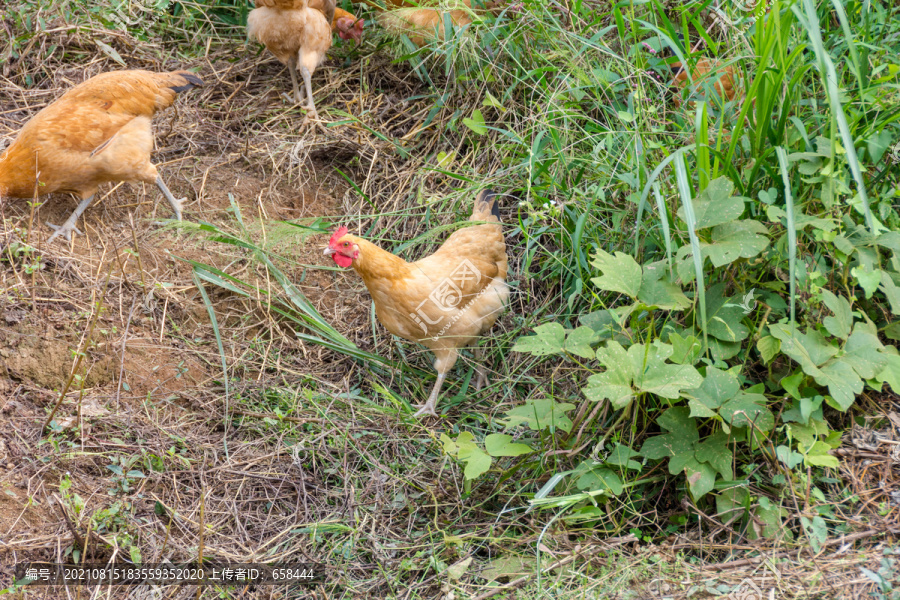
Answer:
xmin=329 ymin=226 xmax=349 ymax=246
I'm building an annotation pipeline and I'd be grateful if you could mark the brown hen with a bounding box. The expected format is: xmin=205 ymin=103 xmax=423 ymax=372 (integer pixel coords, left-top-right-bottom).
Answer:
xmin=0 ymin=69 xmax=202 ymax=243
xmin=325 ymin=190 xmax=509 ymax=417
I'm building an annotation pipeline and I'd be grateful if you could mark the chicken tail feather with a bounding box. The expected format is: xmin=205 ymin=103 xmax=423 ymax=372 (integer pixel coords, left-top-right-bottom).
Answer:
xmin=470 ymin=189 xmax=501 ymax=223
xmin=166 ymin=71 xmax=204 ymax=94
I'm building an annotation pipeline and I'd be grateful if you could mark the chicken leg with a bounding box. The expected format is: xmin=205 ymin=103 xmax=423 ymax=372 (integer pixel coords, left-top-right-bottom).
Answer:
xmin=473 ymin=346 xmax=488 ymax=391
xmin=155 ymin=176 xmax=186 ymax=220
xmin=299 ymin=64 xmax=318 ymax=119
xmin=287 ymin=56 xmax=304 ymax=105
xmin=46 ymin=194 xmax=94 ymax=243
xmin=413 ymin=348 xmax=457 ymax=417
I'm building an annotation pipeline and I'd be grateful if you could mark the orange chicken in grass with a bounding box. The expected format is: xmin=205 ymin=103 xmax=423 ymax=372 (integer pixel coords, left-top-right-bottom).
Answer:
xmin=249 ymin=0 xmax=340 ymax=118
xmin=0 ymin=69 xmax=202 ymax=243
xmin=375 ymin=0 xmax=510 ymax=47
xmin=324 ymin=190 xmax=509 ymax=417
xmin=670 ymin=58 xmax=741 ymax=108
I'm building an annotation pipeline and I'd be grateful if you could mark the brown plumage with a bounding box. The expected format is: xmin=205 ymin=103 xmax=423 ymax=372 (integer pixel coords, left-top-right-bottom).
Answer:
xmin=0 ymin=69 xmax=202 ymax=243
xmin=670 ymin=59 xmax=741 ymax=108
xmin=248 ymin=0 xmax=334 ymax=117
xmin=325 ymin=190 xmax=509 ymax=417
xmin=375 ymin=0 xmax=507 ymax=47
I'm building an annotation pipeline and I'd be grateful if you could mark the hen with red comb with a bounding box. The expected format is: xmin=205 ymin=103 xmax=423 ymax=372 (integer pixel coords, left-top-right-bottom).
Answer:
xmin=322 ymin=190 xmax=508 ymax=417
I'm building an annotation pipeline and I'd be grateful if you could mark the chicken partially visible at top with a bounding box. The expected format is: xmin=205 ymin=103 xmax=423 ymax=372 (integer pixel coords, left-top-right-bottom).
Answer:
xmin=0 ymin=69 xmax=202 ymax=243
xmin=249 ymin=0 xmax=334 ymax=118
xmin=376 ymin=0 xmax=512 ymax=47
xmin=325 ymin=190 xmax=509 ymax=417
xmin=670 ymin=58 xmax=741 ymax=108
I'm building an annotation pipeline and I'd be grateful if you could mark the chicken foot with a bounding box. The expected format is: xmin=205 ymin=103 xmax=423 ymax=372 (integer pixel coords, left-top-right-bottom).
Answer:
xmin=46 ymin=194 xmax=93 ymax=244
xmin=155 ymin=176 xmax=186 ymax=220
xmin=413 ymin=371 xmax=446 ymax=418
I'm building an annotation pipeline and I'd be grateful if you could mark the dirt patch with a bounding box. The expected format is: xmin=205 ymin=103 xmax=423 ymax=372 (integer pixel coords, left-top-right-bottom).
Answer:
xmin=0 ymin=310 xmax=116 ymax=392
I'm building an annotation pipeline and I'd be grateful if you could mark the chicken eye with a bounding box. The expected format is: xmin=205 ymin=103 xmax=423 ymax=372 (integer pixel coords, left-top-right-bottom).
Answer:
xmin=343 ymin=241 xmax=350 ymax=247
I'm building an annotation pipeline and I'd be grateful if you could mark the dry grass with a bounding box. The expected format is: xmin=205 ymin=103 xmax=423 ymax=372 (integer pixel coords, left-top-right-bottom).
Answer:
xmin=0 ymin=9 xmax=898 ymax=600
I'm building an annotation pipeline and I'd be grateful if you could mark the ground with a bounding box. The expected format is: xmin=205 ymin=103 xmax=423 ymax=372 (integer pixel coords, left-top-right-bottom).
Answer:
xmin=0 ymin=17 xmax=898 ymax=600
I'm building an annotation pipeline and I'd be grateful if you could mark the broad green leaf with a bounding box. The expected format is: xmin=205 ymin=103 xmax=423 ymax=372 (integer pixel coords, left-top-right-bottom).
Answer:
xmin=879 ymin=275 xmax=900 ymax=315
xmin=769 ymin=324 xmax=837 ymax=370
xmin=804 ymin=441 xmax=839 ymax=469
xmin=816 ymin=361 xmax=862 ymax=411
xmin=676 ymin=177 xmax=744 ymax=229
xmin=781 ymin=370 xmax=805 ymax=401
xmin=695 ymin=431 xmax=734 ymax=479
xmin=446 ymin=557 xmax=472 ymax=581
xmin=719 ymin=392 xmax=774 ymax=433
xmin=443 ymin=432 xmax=492 ymax=479
xmin=684 ymin=460 xmax=717 ymax=499
xmin=512 ymin=323 xmax=565 ymax=356
xmin=579 ymin=309 xmax=619 ymax=338
xmin=669 ymin=332 xmax=702 ymax=365
xmin=757 ymin=335 xmax=781 ymax=365
xmin=462 ymin=449 xmax=492 ymax=480
xmin=875 ymin=349 xmax=900 ymax=393
xmin=820 ymin=290 xmax=852 ymax=340
xmin=500 ymin=398 xmax=575 ymax=433
xmin=583 ymin=341 xmax=633 ymax=409
xmin=688 ymin=399 xmax=717 ymax=418
xmin=462 ymin=109 xmax=487 ymax=135
xmin=706 ymin=220 xmax=770 ymax=267
xmin=639 ymin=407 xmax=699 ymax=465
xmin=565 ymin=326 xmax=599 ymax=359
xmin=638 ymin=261 xmax=690 ymax=310
xmin=775 ymin=445 xmax=804 ymax=469
xmin=590 ymin=249 xmax=642 ymax=298
xmin=484 ymin=433 xmax=533 ymax=457
xmin=576 ymin=467 xmax=624 ymax=495
xmin=842 ymin=324 xmax=886 ymax=379
xmin=703 ymin=284 xmax=750 ymax=342
xmin=606 ymin=444 xmax=642 ymax=470
xmin=628 ymin=342 xmax=703 ymax=399
xmin=480 ymin=556 xmax=533 ymax=582
xmin=851 ymin=266 xmax=881 ymax=299
xmin=687 ymin=367 xmax=739 ymax=411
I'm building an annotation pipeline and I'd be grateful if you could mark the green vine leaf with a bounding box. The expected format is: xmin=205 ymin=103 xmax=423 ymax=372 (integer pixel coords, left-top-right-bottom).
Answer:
xmin=500 ymin=398 xmax=576 ymax=433
xmin=511 ymin=322 xmax=565 ymax=356
xmin=590 ymin=249 xmax=642 ymax=298
xmin=484 ymin=434 xmax=533 ymax=457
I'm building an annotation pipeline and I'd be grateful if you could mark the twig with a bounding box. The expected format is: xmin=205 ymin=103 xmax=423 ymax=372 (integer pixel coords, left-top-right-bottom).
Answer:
xmin=42 ymin=261 xmax=114 ymax=432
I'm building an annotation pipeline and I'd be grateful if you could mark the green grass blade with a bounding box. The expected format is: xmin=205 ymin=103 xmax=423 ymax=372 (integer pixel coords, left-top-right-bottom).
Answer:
xmin=192 ymin=271 xmax=230 ymax=459
xmin=795 ymin=0 xmax=876 ymax=233
xmin=776 ymin=147 xmax=798 ymax=329
xmin=673 ymin=153 xmax=707 ymax=353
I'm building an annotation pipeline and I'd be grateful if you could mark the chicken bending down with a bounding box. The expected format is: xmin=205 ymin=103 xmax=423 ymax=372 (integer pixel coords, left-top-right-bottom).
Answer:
xmin=670 ymin=58 xmax=741 ymax=108
xmin=0 ymin=69 xmax=202 ymax=244
xmin=376 ymin=0 xmax=508 ymax=47
xmin=249 ymin=0 xmax=334 ymax=118
xmin=325 ymin=190 xmax=509 ymax=417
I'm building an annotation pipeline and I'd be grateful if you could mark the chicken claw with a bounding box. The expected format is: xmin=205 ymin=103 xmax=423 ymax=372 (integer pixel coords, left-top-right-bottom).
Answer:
xmin=413 ymin=402 xmax=439 ymax=418
xmin=155 ymin=176 xmax=186 ymax=220
xmin=46 ymin=221 xmax=84 ymax=244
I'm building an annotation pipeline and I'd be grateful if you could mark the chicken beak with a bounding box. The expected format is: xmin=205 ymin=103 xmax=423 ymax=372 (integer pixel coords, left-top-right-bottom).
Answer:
xmin=323 ymin=247 xmax=336 ymax=256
